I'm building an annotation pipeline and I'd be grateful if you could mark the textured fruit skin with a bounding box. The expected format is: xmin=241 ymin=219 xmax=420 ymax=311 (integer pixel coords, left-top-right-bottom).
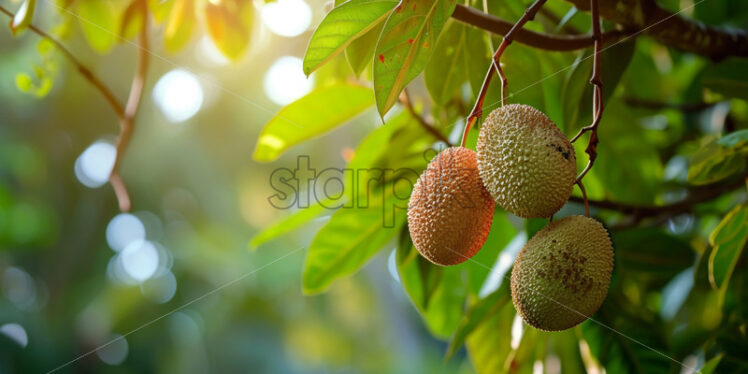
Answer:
xmin=408 ymin=147 xmax=495 ymax=266
xmin=477 ymin=104 xmax=576 ymax=218
xmin=511 ymin=215 xmax=614 ymax=331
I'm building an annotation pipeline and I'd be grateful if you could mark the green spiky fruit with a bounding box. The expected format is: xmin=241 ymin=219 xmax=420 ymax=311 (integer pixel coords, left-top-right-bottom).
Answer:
xmin=477 ymin=104 xmax=576 ymax=218
xmin=408 ymin=147 xmax=495 ymax=266
xmin=511 ymin=215 xmax=614 ymax=331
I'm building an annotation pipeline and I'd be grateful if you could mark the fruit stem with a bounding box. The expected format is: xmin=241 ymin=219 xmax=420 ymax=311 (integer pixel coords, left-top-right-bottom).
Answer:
xmin=460 ymin=0 xmax=548 ymax=147
xmin=576 ymin=180 xmax=590 ymax=217
xmin=570 ymin=0 xmax=604 ymax=212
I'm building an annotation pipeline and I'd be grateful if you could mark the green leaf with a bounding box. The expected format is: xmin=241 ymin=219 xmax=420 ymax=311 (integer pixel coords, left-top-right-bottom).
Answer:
xmin=424 ymin=21 xmax=469 ymax=105
xmin=708 ymin=204 xmax=748 ymax=290
xmin=373 ymin=0 xmax=457 ymax=117
xmin=688 ymin=138 xmax=746 ymax=185
xmin=465 ymin=297 xmax=516 ymax=374
xmin=15 ymin=73 xmax=33 ymax=93
xmin=717 ymin=129 xmax=748 ymax=151
xmin=253 ymin=84 xmax=374 ymax=162
xmin=250 ymin=113 xmax=410 ymax=249
xmin=163 ymin=0 xmax=195 ymax=52
xmin=76 ymin=0 xmax=118 ymax=53
xmin=345 ymin=20 xmax=385 ymax=77
xmin=302 ymin=181 xmax=411 ymax=294
xmin=581 ymin=302 xmax=672 ymax=374
xmin=396 ymin=227 xmax=467 ymax=339
xmin=561 ymin=40 xmax=635 ymax=133
xmin=702 ymin=58 xmax=748 ymax=101
xmin=303 ymin=0 xmax=398 ymax=75
xmin=446 ymin=281 xmax=511 ymax=359
xmin=700 ymin=354 xmax=724 ymax=374
xmin=204 ymin=0 xmax=254 ymax=60
xmin=612 ymin=228 xmax=695 ymax=286
xmin=9 ymin=0 xmax=37 ymax=35
xmin=249 ymin=201 xmax=331 ymax=250
xmin=148 ymin=0 xmax=174 ymax=24
xmin=120 ymin=0 xmax=145 ymax=39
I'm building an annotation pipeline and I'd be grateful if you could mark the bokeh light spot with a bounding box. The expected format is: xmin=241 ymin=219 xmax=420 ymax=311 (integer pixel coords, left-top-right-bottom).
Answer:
xmin=141 ymin=271 xmax=177 ymax=304
xmin=96 ymin=334 xmax=128 ymax=365
xmin=153 ymin=69 xmax=204 ymax=123
xmin=74 ymin=141 xmax=116 ymax=188
xmin=263 ymin=56 xmax=314 ymax=105
xmin=0 ymin=323 xmax=28 ymax=348
xmin=261 ymin=0 xmax=312 ymax=37
xmin=121 ymin=240 xmax=159 ymax=282
xmin=106 ymin=213 xmax=146 ymax=252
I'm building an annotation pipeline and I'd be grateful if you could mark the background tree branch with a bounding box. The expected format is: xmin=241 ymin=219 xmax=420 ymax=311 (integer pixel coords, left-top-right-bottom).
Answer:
xmin=571 ymin=174 xmax=747 ymax=225
xmin=453 ymin=1 xmax=748 ymax=59
xmin=452 ymin=4 xmax=630 ymax=51
xmin=562 ymin=0 xmax=748 ymax=59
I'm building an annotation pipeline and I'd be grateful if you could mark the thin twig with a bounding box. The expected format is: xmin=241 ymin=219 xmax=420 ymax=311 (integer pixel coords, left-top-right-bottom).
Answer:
xmin=460 ymin=0 xmax=548 ymax=147
xmin=0 ymin=5 xmax=124 ymax=118
xmin=400 ymin=90 xmax=451 ymax=146
xmin=451 ymin=4 xmax=629 ymax=51
xmin=110 ymin=0 xmax=149 ymax=212
xmin=571 ymin=0 xmax=604 ymax=195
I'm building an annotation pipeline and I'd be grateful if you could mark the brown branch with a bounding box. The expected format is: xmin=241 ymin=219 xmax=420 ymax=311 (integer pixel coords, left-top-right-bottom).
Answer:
xmin=110 ymin=0 xmax=149 ymax=212
xmin=452 ymin=4 xmax=630 ymax=52
xmin=400 ymin=90 xmax=451 ymax=146
xmin=570 ymin=174 xmax=747 ymax=221
xmin=570 ymin=0 xmax=604 ymax=187
xmin=460 ymin=0 xmax=548 ymax=147
xmin=562 ymin=0 xmax=748 ymax=60
xmin=0 ymin=5 xmax=124 ymax=118
xmin=623 ymin=97 xmax=718 ymax=112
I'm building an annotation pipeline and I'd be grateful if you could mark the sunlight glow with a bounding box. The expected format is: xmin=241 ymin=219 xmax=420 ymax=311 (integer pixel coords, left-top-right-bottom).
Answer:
xmin=261 ymin=0 xmax=312 ymax=37
xmin=75 ymin=141 xmax=116 ymax=188
xmin=263 ymin=56 xmax=314 ymax=105
xmin=153 ymin=69 xmax=204 ymax=123
xmin=106 ymin=213 xmax=146 ymax=252
xmin=510 ymin=314 xmax=524 ymax=349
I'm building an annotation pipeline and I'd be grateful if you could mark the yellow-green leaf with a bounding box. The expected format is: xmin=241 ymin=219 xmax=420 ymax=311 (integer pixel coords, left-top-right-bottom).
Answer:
xmin=344 ymin=19 xmax=385 ymax=78
xmin=708 ymin=204 xmax=748 ymax=290
xmin=76 ymin=0 xmax=118 ymax=53
xmin=303 ymin=0 xmax=398 ymax=76
xmin=253 ymin=84 xmax=374 ymax=162
xmin=373 ymin=0 xmax=457 ymax=117
xmin=204 ymin=0 xmax=254 ymax=61
xmin=164 ymin=0 xmax=195 ymax=52
xmin=120 ymin=0 xmax=145 ymax=40
xmin=302 ymin=181 xmax=410 ymax=294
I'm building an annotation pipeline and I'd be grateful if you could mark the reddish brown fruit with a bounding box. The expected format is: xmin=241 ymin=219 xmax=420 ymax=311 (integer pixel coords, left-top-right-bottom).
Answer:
xmin=408 ymin=147 xmax=495 ymax=266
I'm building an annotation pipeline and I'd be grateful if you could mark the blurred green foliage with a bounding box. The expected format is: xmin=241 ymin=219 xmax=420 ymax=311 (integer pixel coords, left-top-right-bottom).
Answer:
xmin=1 ymin=0 xmax=747 ymax=373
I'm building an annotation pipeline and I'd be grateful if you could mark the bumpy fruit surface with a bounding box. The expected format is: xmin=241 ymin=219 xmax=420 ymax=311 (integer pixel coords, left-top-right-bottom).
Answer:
xmin=511 ymin=215 xmax=613 ymax=331
xmin=477 ymin=104 xmax=576 ymax=218
xmin=408 ymin=147 xmax=494 ymax=266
